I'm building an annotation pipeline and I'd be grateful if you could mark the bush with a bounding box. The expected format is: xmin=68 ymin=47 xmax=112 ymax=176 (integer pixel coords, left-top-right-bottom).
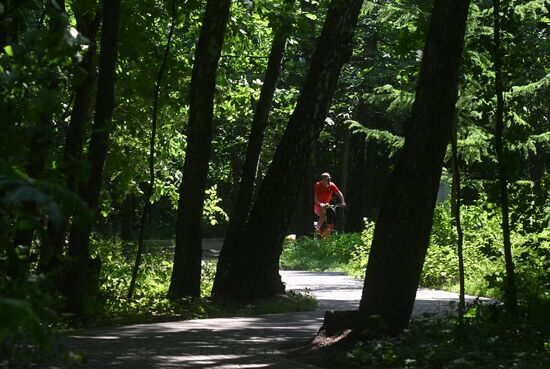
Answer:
xmin=280 ymin=232 xmax=365 ymax=271
xmin=81 ymin=237 xmax=218 ymax=325
xmin=81 ymin=237 xmax=317 ymax=326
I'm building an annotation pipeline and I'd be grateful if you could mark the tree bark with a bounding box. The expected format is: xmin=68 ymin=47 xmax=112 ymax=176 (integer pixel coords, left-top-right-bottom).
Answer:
xmin=169 ymin=0 xmax=231 ymax=298
xmin=216 ymin=0 xmax=364 ymax=299
xmin=355 ymin=0 xmax=471 ymax=335
xmin=212 ymin=2 xmax=293 ymax=296
xmin=345 ymin=131 xmax=368 ymax=232
xmin=337 ymin=129 xmax=350 ymax=232
xmin=493 ymin=0 xmax=518 ymax=318
xmin=450 ymin=114 xmax=465 ymax=320
xmin=295 ymin=159 xmax=314 ymax=237
xmin=65 ymin=0 xmax=121 ymax=314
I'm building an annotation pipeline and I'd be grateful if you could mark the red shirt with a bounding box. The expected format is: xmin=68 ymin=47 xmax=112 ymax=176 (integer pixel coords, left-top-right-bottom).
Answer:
xmin=314 ymin=181 xmax=340 ymax=204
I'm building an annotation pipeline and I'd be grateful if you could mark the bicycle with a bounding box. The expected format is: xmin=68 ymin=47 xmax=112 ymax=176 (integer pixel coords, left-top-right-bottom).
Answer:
xmin=315 ymin=203 xmax=343 ymax=239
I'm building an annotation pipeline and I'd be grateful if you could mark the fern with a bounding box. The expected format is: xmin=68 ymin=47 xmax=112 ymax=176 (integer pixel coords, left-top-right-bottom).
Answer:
xmin=346 ymin=120 xmax=404 ymax=157
xmin=508 ymin=72 xmax=550 ymax=97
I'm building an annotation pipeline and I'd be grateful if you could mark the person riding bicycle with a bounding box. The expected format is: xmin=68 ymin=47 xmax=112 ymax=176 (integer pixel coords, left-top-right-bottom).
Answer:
xmin=314 ymin=172 xmax=346 ymax=233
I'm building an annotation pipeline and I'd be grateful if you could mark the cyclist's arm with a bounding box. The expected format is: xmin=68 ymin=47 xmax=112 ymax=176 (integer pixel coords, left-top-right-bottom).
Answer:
xmin=336 ymin=190 xmax=346 ymax=207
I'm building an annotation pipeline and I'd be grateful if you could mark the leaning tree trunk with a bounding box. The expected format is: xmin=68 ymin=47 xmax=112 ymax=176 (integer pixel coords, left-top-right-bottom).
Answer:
xmin=212 ymin=2 xmax=293 ymax=297
xmin=65 ymin=0 xmax=121 ymax=315
xmin=168 ymin=0 xmax=231 ymax=298
xmin=493 ymin=0 xmax=518 ymax=318
xmin=216 ymin=0 xmax=364 ymax=299
xmin=353 ymin=0 xmax=471 ymax=335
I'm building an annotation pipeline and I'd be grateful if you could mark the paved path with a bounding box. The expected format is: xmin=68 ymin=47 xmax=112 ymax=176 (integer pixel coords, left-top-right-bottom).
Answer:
xmin=53 ymin=271 xmax=491 ymax=369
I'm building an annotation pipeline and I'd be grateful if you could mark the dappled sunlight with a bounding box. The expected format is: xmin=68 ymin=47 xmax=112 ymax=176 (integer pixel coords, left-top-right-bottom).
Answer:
xmin=58 ymin=271 xmax=498 ymax=368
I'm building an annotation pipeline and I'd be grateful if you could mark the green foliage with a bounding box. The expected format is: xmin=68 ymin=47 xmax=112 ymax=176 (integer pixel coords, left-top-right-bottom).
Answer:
xmin=84 ymin=237 xmax=212 ymax=324
xmin=345 ymin=219 xmax=375 ymax=278
xmin=340 ymin=308 xmax=550 ymax=369
xmin=84 ymin=238 xmax=315 ymax=326
xmin=280 ymin=232 xmax=365 ymax=271
xmin=421 ymin=198 xmax=550 ymax=306
xmin=0 ymin=275 xmax=78 ymax=368
xmin=203 ymin=185 xmax=229 ymax=226
xmin=283 ymin=197 xmax=549 ymax=310
xmin=346 ymin=119 xmax=404 ymax=157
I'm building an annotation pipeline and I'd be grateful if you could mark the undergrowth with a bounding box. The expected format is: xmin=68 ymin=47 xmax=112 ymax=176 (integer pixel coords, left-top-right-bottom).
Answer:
xmin=281 ymin=198 xmax=550 ymax=307
xmin=81 ymin=238 xmax=317 ymax=327
xmin=296 ymin=304 xmax=550 ymax=369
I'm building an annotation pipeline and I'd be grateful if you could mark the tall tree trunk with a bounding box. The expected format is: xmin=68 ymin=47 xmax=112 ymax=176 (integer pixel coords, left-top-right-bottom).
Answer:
xmin=493 ymin=0 xmax=518 ymax=318
xmin=169 ymin=0 xmax=231 ymax=298
xmin=296 ymin=159 xmax=314 ymax=237
xmin=216 ymin=0 xmax=364 ymax=299
xmin=41 ymin=4 xmax=100 ymax=275
xmin=450 ymin=114 xmax=465 ymax=320
xmin=212 ymin=2 xmax=293 ymax=296
xmin=354 ymin=0 xmax=471 ymax=335
xmin=364 ymin=139 xmax=377 ymax=218
xmin=65 ymin=0 xmax=121 ymax=314
xmin=337 ymin=129 xmax=350 ymax=232
xmin=120 ymin=194 xmax=134 ymax=241
xmin=127 ymin=0 xmax=176 ymax=299
xmin=345 ymin=131 xmax=368 ymax=232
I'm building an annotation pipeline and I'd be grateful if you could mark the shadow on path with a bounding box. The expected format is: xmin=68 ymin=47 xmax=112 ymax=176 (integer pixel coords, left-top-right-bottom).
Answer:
xmin=53 ymin=270 xmax=493 ymax=368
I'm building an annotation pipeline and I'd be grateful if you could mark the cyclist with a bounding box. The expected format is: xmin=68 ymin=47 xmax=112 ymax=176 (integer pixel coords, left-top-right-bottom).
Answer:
xmin=313 ymin=172 xmax=346 ymax=234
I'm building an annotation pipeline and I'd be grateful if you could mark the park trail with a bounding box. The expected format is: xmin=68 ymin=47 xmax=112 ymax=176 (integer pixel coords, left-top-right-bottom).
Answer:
xmin=51 ymin=268 xmax=492 ymax=369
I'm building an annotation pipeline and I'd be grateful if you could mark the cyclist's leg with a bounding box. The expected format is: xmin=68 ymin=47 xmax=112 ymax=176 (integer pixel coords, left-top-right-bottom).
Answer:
xmin=315 ymin=205 xmax=327 ymax=230
xmin=325 ymin=207 xmax=336 ymax=237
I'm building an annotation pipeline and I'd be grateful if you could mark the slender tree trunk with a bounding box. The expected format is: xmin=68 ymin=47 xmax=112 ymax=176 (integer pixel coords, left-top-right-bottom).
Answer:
xmin=212 ymin=2 xmax=292 ymax=296
xmin=217 ymin=0 xmax=364 ymax=299
xmin=169 ymin=0 xmax=231 ymax=298
xmin=297 ymin=159 xmax=314 ymax=237
xmin=493 ymin=0 xmax=518 ymax=318
xmin=127 ymin=0 xmax=176 ymax=299
xmin=354 ymin=0 xmax=471 ymax=335
xmin=120 ymin=194 xmax=134 ymax=241
xmin=337 ymin=129 xmax=350 ymax=232
xmin=450 ymin=114 xmax=465 ymax=320
xmin=529 ymin=153 xmax=544 ymax=205
xmin=65 ymin=0 xmax=121 ymax=314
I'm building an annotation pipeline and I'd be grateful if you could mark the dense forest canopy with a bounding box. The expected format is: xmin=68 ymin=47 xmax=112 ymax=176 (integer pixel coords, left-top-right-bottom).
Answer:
xmin=0 ymin=0 xmax=549 ymax=363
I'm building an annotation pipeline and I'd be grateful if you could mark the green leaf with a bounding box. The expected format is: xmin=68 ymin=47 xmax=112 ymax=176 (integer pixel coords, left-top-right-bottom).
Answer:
xmin=3 ymin=45 xmax=14 ymax=57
